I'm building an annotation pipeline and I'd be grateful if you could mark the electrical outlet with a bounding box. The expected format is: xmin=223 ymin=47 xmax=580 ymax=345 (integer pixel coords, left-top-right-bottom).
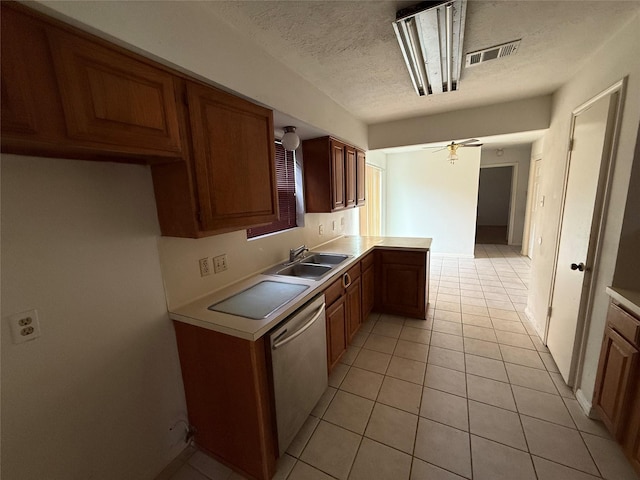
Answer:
xmin=199 ymin=258 xmax=211 ymax=277
xmin=319 ymin=224 xmax=324 ymax=235
xmin=332 ymin=220 xmax=336 ymax=231
xmin=8 ymin=309 xmax=41 ymax=344
xmin=213 ymin=254 xmax=228 ymax=273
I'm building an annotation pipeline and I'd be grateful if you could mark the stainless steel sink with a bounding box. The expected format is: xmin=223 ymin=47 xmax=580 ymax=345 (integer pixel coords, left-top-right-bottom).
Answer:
xmin=276 ymin=263 xmax=332 ymax=279
xmin=303 ymin=253 xmax=350 ymax=265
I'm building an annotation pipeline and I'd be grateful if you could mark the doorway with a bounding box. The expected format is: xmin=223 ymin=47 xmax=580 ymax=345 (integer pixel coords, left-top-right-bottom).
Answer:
xmin=545 ymin=80 xmax=626 ymax=385
xmin=475 ymin=165 xmax=514 ymax=244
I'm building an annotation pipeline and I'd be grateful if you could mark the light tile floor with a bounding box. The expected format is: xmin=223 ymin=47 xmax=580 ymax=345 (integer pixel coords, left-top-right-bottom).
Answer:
xmin=160 ymin=245 xmax=639 ymax=480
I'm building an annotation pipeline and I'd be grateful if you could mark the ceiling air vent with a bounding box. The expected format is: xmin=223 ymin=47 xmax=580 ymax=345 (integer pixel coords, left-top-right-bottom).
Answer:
xmin=465 ymin=39 xmax=521 ymax=68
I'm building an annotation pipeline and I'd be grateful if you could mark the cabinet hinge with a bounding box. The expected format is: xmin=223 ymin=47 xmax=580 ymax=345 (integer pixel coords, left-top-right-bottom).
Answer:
xmin=547 ymin=306 xmax=553 ymax=317
xmin=182 ymin=92 xmax=189 ymax=106
xmin=568 ymin=138 xmax=574 ymax=151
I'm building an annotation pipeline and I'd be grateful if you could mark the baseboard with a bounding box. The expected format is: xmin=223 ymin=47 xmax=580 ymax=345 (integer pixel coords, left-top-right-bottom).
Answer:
xmin=430 ymin=253 xmax=475 ymax=258
xmin=524 ymin=307 xmax=546 ymax=338
xmin=576 ymin=389 xmax=598 ymax=418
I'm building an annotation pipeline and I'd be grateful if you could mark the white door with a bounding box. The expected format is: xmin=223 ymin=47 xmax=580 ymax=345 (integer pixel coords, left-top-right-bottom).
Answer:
xmin=546 ymin=92 xmax=617 ymax=384
xmin=527 ymin=160 xmax=541 ymax=259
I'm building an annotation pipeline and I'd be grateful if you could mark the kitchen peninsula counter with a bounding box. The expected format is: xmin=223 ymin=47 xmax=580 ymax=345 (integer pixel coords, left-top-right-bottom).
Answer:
xmin=168 ymin=236 xmax=432 ymax=340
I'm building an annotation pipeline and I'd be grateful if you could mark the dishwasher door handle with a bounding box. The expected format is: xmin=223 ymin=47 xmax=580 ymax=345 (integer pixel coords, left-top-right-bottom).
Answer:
xmin=272 ymin=304 xmax=325 ymax=350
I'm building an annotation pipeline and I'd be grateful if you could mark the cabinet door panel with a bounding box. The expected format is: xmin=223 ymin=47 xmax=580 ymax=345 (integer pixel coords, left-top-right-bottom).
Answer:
xmin=347 ymin=277 xmax=362 ymax=343
xmin=362 ymin=266 xmax=375 ymax=320
xmin=376 ymin=249 xmax=427 ymax=319
xmin=1 ymin=6 xmax=63 ymax=144
xmin=345 ymin=146 xmax=357 ymax=208
xmin=47 ymin=28 xmax=183 ymax=157
xmin=356 ymin=149 xmax=366 ymax=207
xmin=326 ymin=297 xmax=347 ymax=373
xmin=593 ymin=327 xmax=639 ymax=439
xmin=330 ymin=140 xmax=346 ymax=210
xmin=187 ymin=81 xmax=277 ymax=232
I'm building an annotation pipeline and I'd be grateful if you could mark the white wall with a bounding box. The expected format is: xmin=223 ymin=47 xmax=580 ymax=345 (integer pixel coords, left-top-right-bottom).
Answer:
xmin=477 ymin=167 xmax=512 ymax=226
xmin=1 ymin=155 xmax=188 ymax=480
xmin=613 ymin=122 xmax=640 ymax=290
xmin=368 ymin=96 xmax=551 ymax=150
xmin=31 ymin=1 xmax=367 ymax=150
xmin=525 ymin=13 xmax=640 ymax=403
xmin=385 ymin=148 xmax=481 ymax=256
xmin=480 ymin=146 xmax=532 ymax=244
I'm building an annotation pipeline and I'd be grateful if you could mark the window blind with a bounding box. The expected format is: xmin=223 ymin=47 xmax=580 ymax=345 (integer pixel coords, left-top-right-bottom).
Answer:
xmin=247 ymin=142 xmax=296 ymax=238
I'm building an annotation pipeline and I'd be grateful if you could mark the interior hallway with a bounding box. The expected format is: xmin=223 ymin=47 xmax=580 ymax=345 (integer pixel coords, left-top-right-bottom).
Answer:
xmin=159 ymin=245 xmax=639 ymax=480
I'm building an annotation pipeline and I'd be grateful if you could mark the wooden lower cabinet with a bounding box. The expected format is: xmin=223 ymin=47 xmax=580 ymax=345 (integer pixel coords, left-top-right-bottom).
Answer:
xmin=375 ymin=249 xmax=429 ymax=319
xmin=173 ymin=322 xmax=276 ymax=480
xmin=361 ymin=265 xmax=375 ymax=320
xmin=593 ymin=301 xmax=640 ymax=475
xmin=593 ymin=326 xmax=638 ymax=438
xmin=346 ymin=277 xmax=362 ymax=343
xmin=324 ymin=263 xmax=363 ymax=373
xmin=326 ymin=295 xmax=347 ymax=372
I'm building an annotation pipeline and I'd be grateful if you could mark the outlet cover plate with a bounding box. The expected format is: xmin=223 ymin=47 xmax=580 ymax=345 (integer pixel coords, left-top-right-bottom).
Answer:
xmin=7 ymin=309 xmax=41 ymax=344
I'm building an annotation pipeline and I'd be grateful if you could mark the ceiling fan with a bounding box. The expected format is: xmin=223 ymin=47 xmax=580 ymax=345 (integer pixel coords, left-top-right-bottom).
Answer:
xmin=423 ymin=139 xmax=484 ymax=164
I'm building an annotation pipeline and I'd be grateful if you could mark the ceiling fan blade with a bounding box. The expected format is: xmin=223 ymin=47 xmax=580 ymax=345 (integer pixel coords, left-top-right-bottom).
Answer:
xmin=429 ymin=147 xmax=449 ymax=153
xmin=457 ymin=138 xmax=480 ymax=145
xmin=422 ymin=145 xmax=448 ymax=149
xmin=460 ymin=144 xmax=483 ymax=147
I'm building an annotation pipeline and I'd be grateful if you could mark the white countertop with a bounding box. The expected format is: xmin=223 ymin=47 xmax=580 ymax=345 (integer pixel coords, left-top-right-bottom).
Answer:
xmin=606 ymin=286 xmax=640 ymax=317
xmin=169 ymin=236 xmax=432 ymax=340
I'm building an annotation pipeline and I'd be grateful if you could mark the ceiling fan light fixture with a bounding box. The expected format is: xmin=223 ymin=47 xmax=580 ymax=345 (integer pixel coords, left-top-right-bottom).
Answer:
xmin=393 ymin=0 xmax=467 ymax=96
xmin=448 ymin=144 xmax=459 ymax=164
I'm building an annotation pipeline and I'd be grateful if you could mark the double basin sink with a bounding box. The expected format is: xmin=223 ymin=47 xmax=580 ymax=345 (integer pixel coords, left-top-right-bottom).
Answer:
xmin=267 ymin=253 xmax=351 ymax=280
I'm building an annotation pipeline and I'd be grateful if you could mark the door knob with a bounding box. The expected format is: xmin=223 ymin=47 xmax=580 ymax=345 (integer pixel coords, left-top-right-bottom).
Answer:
xmin=570 ymin=262 xmax=586 ymax=272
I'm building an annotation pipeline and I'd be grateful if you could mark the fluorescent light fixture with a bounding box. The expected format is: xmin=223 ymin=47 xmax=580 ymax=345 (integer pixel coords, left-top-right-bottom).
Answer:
xmin=393 ymin=0 xmax=467 ymax=96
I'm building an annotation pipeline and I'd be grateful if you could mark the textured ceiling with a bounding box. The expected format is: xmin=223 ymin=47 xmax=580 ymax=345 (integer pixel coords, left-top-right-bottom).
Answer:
xmin=203 ymin=0 xmax=639 ymax=124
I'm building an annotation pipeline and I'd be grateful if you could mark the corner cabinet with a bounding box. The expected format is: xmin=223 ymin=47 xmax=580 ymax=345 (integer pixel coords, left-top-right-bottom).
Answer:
xmin=593 ymin=301 xmax=640 ymax=476
xmin=1 ymin=3 xmax=184 ymax=163
xmin=1 ymin=3 xmax=278 ymax=239
xmin=173 ymin=322 xmax=276 ymax=480
xmin=302 ymin=136 xmax=366 ymax=213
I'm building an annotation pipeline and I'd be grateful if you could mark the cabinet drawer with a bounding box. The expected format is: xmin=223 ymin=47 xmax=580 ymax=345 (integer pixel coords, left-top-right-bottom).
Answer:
xmin=324 ymin=277 xmax=344 ymax=306
xmin=377 ymin=250 xmax=425 ymax=266
xmin=361 ymin=252 xmax=374 ymax=270
xmin=609 ymin=303 xmax=640 ymax=347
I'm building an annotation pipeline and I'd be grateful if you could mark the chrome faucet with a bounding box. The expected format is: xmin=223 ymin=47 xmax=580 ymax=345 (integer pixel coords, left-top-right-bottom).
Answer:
xmin=289 ymin=245 xmax=309 ymax=263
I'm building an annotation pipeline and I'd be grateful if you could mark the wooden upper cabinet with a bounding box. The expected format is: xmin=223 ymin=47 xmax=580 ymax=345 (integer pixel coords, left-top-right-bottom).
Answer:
xmin=0 ymin=5 xmax=67 ymax=152
xmin=46 ymin=28 xmax=183 ymax=161
xmin=345 ymin=145 xmax=357 ymax=208
xmin=356 ymin=149 xmax=366 ymax=206
xmin=302 ymin=136 xmax=366 ymax=213
xmin=331 ymin=140 xmax=347 ymax=210
xmin=185 ymin=81 xmax=277 ymax=232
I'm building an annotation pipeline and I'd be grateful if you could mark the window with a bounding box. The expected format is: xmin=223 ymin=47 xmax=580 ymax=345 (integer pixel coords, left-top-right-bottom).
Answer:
xmin=247 ymin=141 xmax=297 ymax=238
xmin=359 ymin=164 xmax=382 ymax=236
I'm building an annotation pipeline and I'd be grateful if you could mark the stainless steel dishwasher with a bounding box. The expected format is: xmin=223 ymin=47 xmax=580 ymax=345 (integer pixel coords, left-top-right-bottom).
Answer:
xmin=270 ymin=294 xmax=327 ymax=454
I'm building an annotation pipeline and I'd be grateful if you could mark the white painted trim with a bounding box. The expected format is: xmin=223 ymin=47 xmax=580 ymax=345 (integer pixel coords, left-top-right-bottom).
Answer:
xmin=544 ymin=78 xmax=627 ymax=387
xmin=575 ymin=388 xmax=597 ymax=418
xmin=522 ymin=156 xmax=542 ymax=257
